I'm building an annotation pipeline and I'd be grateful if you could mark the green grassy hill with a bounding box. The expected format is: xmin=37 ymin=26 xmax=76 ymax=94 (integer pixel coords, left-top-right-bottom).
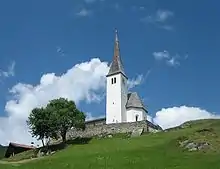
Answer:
xmin=1 ymin=119 xmax=220 ymax=169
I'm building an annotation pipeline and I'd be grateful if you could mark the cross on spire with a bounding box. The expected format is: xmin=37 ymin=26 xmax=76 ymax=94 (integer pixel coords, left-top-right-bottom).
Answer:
xmin=115 ymin=29 xmax=118 ymax=42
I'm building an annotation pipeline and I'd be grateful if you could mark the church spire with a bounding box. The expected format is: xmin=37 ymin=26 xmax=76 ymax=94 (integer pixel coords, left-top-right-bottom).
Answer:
xmin=107 ymin=29 xmax=126 ymax=78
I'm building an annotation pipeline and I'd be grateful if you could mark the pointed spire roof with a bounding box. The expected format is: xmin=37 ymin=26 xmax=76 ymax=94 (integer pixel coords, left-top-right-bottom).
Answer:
xmin=106 ymin=29 xmax=126 ymax=78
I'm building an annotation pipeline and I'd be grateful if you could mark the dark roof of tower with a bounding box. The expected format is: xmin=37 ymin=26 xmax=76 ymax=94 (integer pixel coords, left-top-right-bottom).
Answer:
xmin=106 ymin=29 xmax=126 ymax=78
xmin=126 ymin=92 xmax=147 ymax=112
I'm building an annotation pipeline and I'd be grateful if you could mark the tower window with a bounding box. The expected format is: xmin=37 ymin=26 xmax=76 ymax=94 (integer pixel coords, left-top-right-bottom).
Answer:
xmin=111 ymin=77 xmax=116 ymax=84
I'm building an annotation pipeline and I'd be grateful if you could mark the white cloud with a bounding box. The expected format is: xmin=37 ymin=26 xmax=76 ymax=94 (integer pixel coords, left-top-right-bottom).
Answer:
xmin=76 ymin=8 xmax=92 ymax=17
xmin=0 ymin=58 xmax=109 ymax=146
xmin=152 ymin=106 xmax=220 ymax=129
xmin=141 ymin=9 xmax=174 ymax=30
xmin=127 ymin=74 xmax=144 ymax=90
xmin=2 ymin=59 xmax=216 ymax=146
xmin=143 ymin=9 xmax=173 ymax=23
xmin=153 ymin=50 xmax=170 ymax=60
xmin=155 ymin=10 xmax=174 ymax=23
xmin=153 ymin=51 xmax=186 ymax=67
xmin=0 ymin=58 xmax=145 ymax=146
xmin=167 ymin=57 xmax=179 ymax=67
xmin=127 ymin=70 xmax=151 ymax=90
xmin=0 ymin=61 xmax=16 ymax=78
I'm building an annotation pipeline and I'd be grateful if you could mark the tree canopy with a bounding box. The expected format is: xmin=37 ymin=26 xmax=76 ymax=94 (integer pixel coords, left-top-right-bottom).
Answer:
xmin=27 ymin=98 xmax=86 ymax=145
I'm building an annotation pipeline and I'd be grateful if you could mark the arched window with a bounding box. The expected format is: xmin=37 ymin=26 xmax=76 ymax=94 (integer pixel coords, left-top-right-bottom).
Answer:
xmin=135 ymin=115 xmax=139 ymax=122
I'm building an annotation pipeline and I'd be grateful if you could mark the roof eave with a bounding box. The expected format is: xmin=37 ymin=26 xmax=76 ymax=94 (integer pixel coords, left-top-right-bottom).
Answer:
xmin=106 ymin=71 xmax=128 ymax=79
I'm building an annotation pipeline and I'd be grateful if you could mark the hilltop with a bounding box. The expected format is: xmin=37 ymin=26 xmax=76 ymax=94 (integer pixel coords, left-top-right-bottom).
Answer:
xmin=1 ymin=119 xmax=220 ymax=169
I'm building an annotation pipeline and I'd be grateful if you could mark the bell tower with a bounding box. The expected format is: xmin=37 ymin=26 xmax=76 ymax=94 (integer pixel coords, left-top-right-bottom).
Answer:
xmin=106 ymin=29 xmax=128 ymax=124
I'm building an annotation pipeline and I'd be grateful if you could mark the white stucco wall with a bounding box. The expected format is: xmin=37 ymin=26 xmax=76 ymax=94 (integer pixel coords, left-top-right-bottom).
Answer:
xmin=106 ymin=73 xmax=127 ymax=124
xmin=126 ymin=108 xmax=146 ymax=122
xmin=121 ymin=75 xmax=128 ymax=122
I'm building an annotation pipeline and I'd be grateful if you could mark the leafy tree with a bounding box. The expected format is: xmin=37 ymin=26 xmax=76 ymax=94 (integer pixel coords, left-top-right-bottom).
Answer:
xmin=27 ymin=107 xmax=57 ymax=146
xmin=27 ymin=98 xmax=86 ymax=144
xmin=46 ymin=98 xmax=86 ymax=142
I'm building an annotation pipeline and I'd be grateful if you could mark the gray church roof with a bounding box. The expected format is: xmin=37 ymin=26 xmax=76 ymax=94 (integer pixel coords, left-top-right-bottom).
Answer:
xmin=126 ymin=92 xmax=147 ymax=112
xmin=106 ymin=29 xmax=126 ymax=78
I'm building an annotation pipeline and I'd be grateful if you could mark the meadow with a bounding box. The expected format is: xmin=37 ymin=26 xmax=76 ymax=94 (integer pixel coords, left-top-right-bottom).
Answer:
xmin=1 ymin=119 xmax=220 ymax=169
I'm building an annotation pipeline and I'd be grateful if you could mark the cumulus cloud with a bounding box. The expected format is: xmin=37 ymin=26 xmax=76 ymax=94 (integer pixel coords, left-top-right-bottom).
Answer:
xmin=151 ymin=106 xmax=220 ymax=129
xmin=0 ymin=58 xmax=145 ymax=146
xmin=0 ymin=61 xmax=16 ymax=78
xmin=0 ymin=58 xmax=109 ymax=145
xmin=1 ymin=58 xmax=217 ymax=146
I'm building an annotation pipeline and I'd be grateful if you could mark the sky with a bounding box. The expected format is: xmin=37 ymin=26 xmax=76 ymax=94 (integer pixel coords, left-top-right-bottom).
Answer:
xmin=0 ymin=0 xmax=220 ymax=146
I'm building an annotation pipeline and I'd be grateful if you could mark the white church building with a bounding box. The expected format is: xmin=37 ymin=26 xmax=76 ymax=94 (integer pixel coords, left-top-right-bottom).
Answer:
xmin=82 ymin=30 xmax=162 ymax=133
xmin=106 ymin=30 xmax=148 ymax=124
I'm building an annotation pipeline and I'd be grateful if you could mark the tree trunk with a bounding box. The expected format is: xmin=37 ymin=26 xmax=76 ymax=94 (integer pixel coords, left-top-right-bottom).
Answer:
xmin=61 ymin=130 xmax=67 ymax=143
xmin=46 ymin=138 xmax=51 ymax=154
xmin=41 ymin=139 xmax=45 ymax=147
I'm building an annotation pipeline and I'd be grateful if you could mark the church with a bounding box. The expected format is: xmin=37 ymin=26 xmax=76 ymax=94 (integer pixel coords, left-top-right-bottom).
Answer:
xmin=106 ymin=30 xmax=148 ymax=124
xmin=84 ymin=30 xmax=159 ymax=128
xmin=71 ymin=30 xmax=161 ymax=138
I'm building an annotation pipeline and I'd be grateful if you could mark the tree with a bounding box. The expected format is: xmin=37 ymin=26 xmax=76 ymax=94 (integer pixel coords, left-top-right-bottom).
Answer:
xmin=27 ymin=98 xmax=86 ymax=144
xmin=46 ymin=98 xmax=86 ymax=142
xmin=27 ymin=107 xmax=56 ymax=146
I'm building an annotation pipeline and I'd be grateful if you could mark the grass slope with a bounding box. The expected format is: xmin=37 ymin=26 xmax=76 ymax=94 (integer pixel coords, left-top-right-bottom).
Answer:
xmin=1 ymin=119 xmax=220 ymax=169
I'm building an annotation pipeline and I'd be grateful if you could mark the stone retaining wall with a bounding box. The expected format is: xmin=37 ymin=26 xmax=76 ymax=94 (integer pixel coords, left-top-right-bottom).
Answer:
xmin=67 ymin=120 xmax=159 ymax=139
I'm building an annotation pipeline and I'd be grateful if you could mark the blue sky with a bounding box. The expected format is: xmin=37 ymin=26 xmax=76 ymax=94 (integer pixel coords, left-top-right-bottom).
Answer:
xmin=0 ymin=0 xmax=220 ymax=145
